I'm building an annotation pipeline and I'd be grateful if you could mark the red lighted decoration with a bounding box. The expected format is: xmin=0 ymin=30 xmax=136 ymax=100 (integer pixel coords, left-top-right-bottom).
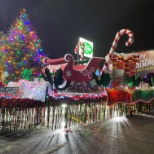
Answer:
xmin=110 ymin=52 xmax=140 ymax=77
xmin=0 ymin=81 xmax=6 ymax=87
xmin=0 ymin=98 xmax=45 ymax=108
xmin=103 ymin=29 xmax=134 ymax=72
xmin=107 ymin=89 xmax=132 ymax=106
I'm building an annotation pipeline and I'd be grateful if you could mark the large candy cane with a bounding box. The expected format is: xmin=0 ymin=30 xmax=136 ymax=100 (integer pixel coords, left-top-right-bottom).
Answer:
xmin=103 ymin=29 xmax=134 ymax=72
xmin=74 ymin=42 xmax=85 ymax=61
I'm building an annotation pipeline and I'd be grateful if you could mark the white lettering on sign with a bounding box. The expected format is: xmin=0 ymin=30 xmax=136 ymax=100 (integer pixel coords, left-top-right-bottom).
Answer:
xmin=136 ymin=54 xmax=154 ymax=68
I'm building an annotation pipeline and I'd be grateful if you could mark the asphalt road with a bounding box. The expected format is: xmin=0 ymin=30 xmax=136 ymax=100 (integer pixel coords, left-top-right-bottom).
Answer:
xmin=0 ymin=114 xmax=154 ymax=154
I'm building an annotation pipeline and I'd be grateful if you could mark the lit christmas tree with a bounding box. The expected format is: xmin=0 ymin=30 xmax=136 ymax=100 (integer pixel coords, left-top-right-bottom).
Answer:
xmin=3 ymin=8 xmax=45 ymax=82
xmin=0 ymin=31 xmax=10 ymax=81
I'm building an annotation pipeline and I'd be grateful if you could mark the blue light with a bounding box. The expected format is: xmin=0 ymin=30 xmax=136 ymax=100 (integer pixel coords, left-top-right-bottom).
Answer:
xmin=95 ymin=69 xmax=100 ymax=76
xmin=24 ymin=21 xmax=30 ymax=25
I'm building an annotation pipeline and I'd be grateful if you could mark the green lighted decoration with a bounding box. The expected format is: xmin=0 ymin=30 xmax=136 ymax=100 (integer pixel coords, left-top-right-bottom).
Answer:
xmin=21 ymin=68 xmax=32 ymax=81
xmin=125 ymin=75 xmax=141 ymax=87
xmin=132 ymin=89 xmax=154 ymax=101
xmin=81 ymin=42 xmax=93 ymax=55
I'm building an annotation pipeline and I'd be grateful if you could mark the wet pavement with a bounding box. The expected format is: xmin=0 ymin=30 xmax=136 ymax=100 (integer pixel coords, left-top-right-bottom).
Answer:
xmin=1 ymin=114 xmax=154 ymax=154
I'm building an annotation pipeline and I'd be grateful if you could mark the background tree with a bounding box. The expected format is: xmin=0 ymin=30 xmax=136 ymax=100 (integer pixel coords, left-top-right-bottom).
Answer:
xmin=1 ymin=8 xmax=45 ymax=82
xmin=0 ymin=31 xmax=10 ymax=81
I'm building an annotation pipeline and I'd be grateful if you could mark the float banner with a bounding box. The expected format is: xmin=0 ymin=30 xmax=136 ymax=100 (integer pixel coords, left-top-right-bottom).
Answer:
xmin=107 ymin=89 xmax=154 ymax=105
xmin=79 ymin=37 xmax=93 ymax=58
xmin=132 ymin=89 xmax=154 ymax=102
xmin=107 ymin=90 xmax=132 ymax=106
xmin=136 ymin=50 xmax=154 ymax=77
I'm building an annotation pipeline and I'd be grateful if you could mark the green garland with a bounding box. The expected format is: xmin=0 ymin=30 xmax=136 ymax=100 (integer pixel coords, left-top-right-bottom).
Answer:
xmin=93 ymin=72 xmax=111 ymax=88
xmin=148 ymin=76 xmax=154 ymax=87
xmin=54 ymin=69 xmax=64 ymax=88
xmin=125 ymin=75 xmax=141 ymax=87
xmin=44 ymin=68 xmax=53 ymax=86
xmin=78 ymin=59 xmax=89 ymax=64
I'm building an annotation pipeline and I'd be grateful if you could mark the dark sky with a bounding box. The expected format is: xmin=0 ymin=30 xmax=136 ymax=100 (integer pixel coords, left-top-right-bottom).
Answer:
xmin=0 ymin=0 xmax=154 ymax=58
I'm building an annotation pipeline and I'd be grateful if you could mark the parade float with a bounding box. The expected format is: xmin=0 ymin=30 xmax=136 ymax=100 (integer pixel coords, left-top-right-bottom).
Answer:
xmin=41 ymin=29 xmax=136 ymax=103
xmin=0 ymin=9 xmax=154 ymax=130
xmin=41 ymin=28 xmax=154 ymax=116
xmin=1 ymin=27 xmax=154 ymax=130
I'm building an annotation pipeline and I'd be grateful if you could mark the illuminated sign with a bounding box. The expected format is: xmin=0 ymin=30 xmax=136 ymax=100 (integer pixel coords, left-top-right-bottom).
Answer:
xmin=136 ymin=50 xmax=154 ymax=76
xmin=79 ymin=37 xmax=93 ymax=58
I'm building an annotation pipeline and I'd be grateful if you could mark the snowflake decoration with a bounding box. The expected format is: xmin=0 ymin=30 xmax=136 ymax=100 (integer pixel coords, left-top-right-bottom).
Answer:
xmin=66 ymin=70 xmax=72 ymax=77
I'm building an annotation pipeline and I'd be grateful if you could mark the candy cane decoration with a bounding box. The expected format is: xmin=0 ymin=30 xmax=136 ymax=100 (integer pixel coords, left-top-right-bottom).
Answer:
xmin=103 ymin=29 xmax=134 ymax=72
xmin=74 ymin=42 xmax=85 ymax=61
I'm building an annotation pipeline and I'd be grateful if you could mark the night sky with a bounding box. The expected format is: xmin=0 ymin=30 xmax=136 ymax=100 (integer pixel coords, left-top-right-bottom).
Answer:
xmin=0 ymin=0 xmax=154 ymax=58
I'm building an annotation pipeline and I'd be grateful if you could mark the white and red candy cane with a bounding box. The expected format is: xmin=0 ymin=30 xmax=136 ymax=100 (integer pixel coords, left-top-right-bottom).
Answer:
xmin=74 ymin=43 xmax=79 ymax=54
xmin=74 ymin=42 xmax=85 ymax=61
xmin=103 ymin=29 xmax=134 ymax=72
